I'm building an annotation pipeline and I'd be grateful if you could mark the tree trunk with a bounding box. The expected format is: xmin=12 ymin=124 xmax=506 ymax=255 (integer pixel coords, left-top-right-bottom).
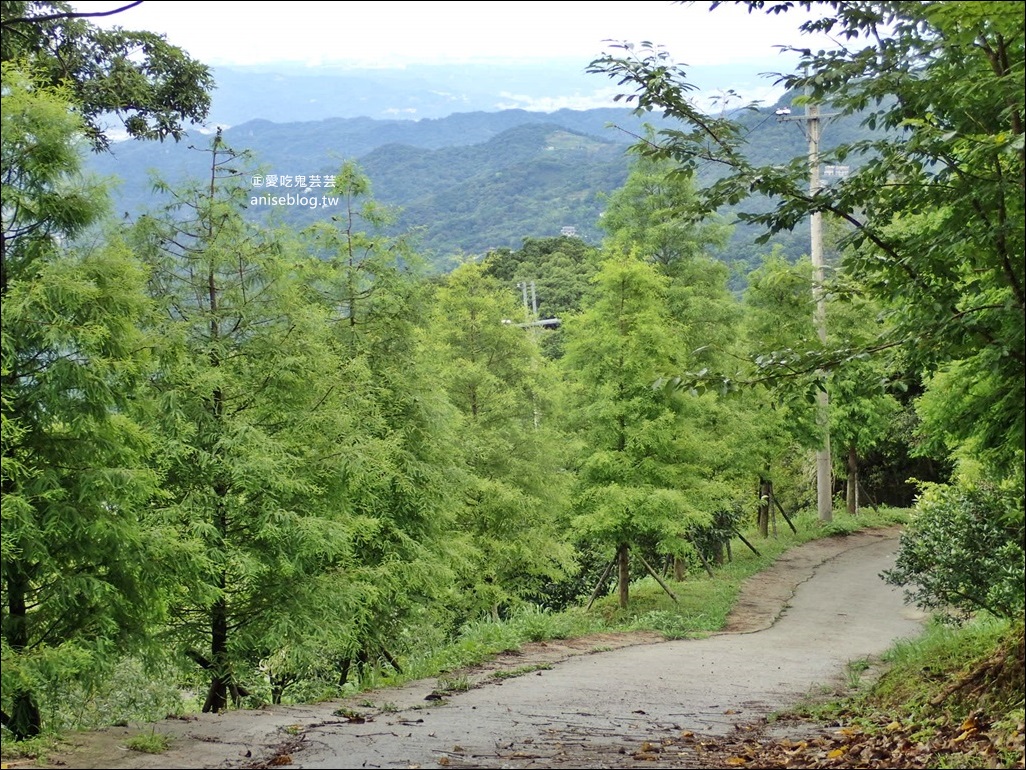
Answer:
xmin=758 ymin=477 xmax=772 ymax=537
xmin=846 ymin=444 xmax=859 ymax=515
xmin=673 ymin=556 xmax=686 ymax=581
xmin=203 ymin=577 xmax=231 ymax=713
xmin=4 ymin=566 xmax=41 ymax=739
xmin=617 ymin=543 xmax=630 ymax=609
xmin=712 ymin=539 xmax=725 ymax=565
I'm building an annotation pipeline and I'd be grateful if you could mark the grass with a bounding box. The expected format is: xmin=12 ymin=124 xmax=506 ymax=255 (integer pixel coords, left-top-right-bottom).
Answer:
xmin=0 ymin=734 xmax=61 ymax=764
xmin=0 ymin=505 xmax=911 ymax=758
xmin=843 ymin=657 xmax=872 ymax=689
xmin=125 ymin=730 xmax=171 ymax=754
xmin=871 ymin=615 xmax=1023 ymax=721
xmin=491 ymin=663 xmax=554 ymax=680
xmin=788 ymin=615 xmax=1025 ymax=768
xmin=436 ymin=674 xmax=471 ymax=693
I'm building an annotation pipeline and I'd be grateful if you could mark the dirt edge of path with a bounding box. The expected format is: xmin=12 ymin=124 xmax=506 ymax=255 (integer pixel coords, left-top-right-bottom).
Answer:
xmin=16 ymin=526 xmax=902 ymax=770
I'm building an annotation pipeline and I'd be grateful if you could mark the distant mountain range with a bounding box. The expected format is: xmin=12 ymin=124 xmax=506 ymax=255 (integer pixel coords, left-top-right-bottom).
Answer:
xmin=92 ymin=90 xmax=875 ymax=274
xmin=94 ymin=107 xmax=675 ymax=261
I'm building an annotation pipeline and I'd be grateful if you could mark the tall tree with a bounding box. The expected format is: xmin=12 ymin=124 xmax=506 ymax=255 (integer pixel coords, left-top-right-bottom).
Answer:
xmin=2 ymin=0 xmax=212 ymax=730
xmin=589 ymin=1 xmax=1024 ymax=491
xmin=826 ymin=286 xmax=902 ymax=514
xmin=132 ymin=136 xmax=367 ymax=712
xmin=432 ymin=262 xmax=575 ymax=618
xmin=563 ymin=252 xmax=722 ymax=608
xmin=600 ymin=154 xmax=739 ymax=372
xmin=737 ymin=252 xmax=822 ymax=532
xmin=1 ymin=65 xmax=161 ymax=739
xmin=303 ymin=162 xmax=470 ymax=681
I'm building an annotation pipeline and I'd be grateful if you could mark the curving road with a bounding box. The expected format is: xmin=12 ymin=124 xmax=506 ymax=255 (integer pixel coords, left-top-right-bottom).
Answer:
xmin=45 ymin=528 xmax=925 ymax=769
xmin=295 ymin=529 xmax=925 ymax=768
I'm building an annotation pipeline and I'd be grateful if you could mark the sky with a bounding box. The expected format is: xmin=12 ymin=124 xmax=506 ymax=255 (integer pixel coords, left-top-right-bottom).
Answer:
xmin=76 ymin=1 xmax=831 ymax=67
xmin=73 ymin=1 xmax=836 ymax=111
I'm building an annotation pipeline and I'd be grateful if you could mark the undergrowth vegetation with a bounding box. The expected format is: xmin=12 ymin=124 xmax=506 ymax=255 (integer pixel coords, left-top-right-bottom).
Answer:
xmin=1 ymin=507 xmax=905 ymax=758
xmin=7 ymin=505 xmax=1021 ymax=770
xmin=784 ymin=616 xmax=1025 ymax=768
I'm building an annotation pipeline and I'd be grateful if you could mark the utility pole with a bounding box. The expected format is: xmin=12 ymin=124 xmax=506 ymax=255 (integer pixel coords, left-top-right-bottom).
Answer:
xmin=779 ymin=89 xmax=834 ymax=522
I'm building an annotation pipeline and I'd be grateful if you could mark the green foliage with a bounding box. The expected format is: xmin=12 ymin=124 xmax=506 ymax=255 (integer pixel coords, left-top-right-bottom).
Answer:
xmin=37 ymin=658 xmax=186 ymax=735
xmin=0 ymin=1 xmax=212 ymax=150
xmin=482 ymin=236 xmax=601 ymax=318
xmin=590 ymin=1 xmax=1024 ymax=491
xmin=132 ymin=138 xmax=380 ymax=713
xmin=125 ymin=730 xmax=171 ymax=754
xmin=883 ymin=484 xmax=1025 ymax=623
xmin=436 ymin=674 xmax=471 ymax=693
xmin=600 ymin=154 xmax=741 ymax=376
xmin=308 ymin=162 xmax=473 ymax=680
xmin=1 ymin=64 xmax=164 ymax=740
xmin=432 ymin=262 xmax=576 ymax=618
xmin=491 ymin=663 xmax=553 ymax=679
xmin=629 ymin=609 xmax=711 ymax=640
xmin=563 ymin=251 xmax=737 ymax=606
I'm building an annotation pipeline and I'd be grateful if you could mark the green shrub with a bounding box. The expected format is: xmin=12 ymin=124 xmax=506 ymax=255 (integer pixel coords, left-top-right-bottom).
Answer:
xmin=125 ymin=730 xmax=170 ymax=754
xmin=883 ymin=483 xmax=1024 ymax=623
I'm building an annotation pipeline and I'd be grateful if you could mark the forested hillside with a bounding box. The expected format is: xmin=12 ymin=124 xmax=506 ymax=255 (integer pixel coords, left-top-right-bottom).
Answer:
xmin=91 ymin=100 xmax=873 ymax=271
xmin=2 ymin=2 xmax=1022 ymax=762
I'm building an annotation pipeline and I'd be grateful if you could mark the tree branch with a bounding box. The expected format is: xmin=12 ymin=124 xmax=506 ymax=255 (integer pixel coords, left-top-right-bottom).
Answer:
xmin=1 ymin=1 xmax=144 ymax=27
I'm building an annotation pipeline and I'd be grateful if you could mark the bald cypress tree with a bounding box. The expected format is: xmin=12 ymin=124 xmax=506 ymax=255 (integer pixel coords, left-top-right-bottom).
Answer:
xmin=1 ymin=66 xmax=162 ymax=738
xmin=562 ymin=252 xmax=724 ymax=608
xmin=432 ymin=262 xmax=575 ymax=618
xmin=132 ymin=136 xmax=371 ymax=711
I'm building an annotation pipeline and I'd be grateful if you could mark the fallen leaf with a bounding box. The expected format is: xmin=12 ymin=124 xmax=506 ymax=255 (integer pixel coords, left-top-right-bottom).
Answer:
xmin=725 ymin=757 xmax=748 ymax=766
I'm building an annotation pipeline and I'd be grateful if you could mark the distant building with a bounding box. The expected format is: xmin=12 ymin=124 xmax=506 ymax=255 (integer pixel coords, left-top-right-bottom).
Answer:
xmin=560 ymin=226 xmax=578 ymax=238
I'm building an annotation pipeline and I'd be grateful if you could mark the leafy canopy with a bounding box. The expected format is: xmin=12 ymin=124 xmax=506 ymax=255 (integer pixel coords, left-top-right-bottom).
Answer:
xmin=1 ymin=1 xmax=213 ymax=149
xmin=589 ymin=1 xmax=1024 ymax=485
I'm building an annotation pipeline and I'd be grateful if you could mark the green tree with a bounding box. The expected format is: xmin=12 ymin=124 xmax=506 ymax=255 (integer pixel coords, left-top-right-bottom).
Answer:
xmin=432 ymin=262 xmax=575 ymax=618
xmin=482 ymin=235 xmax=601 ymax=359
xmin=2 ymin=0 xmax=213 ymax=730
xmin=132 ymin=136 xmax=370 ymax=712
xmin=562 ymin=252 xmax=724 ymax=608
xmin=1 ymin=0 xmax=212 ymax=150
xmin=600 ymin=155 xmax=739 ymax=372
xmin=1 ymin=66 xmax=160 ymax=739
xmin=303 ymin=162 xmax=471 ymax=684
xmin=600 ymin=156 xmax=753 ymax=556
xmin=589 ymin=1 xmax=1024 ymax=491
xmin=827 ymin=288 xmax=902 ymax=514
xmin=736 ymin=252 xmax=822 ymax=532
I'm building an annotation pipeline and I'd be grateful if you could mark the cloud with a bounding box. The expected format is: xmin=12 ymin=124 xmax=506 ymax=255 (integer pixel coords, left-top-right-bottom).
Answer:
xmin=494 ymin=88 xmax=624 ymax=113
